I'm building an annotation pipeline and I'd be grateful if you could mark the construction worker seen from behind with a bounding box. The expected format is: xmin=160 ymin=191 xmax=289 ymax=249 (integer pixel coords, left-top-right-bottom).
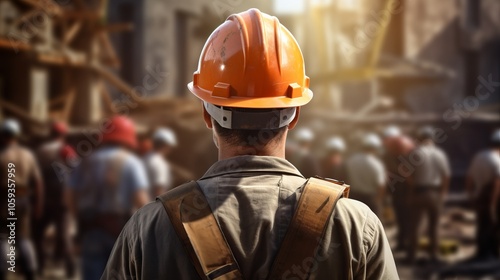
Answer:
xmin=143 ymin=127 xmax=177 ymax=197
xmin=67 ymin=116 xmax=150 ymax=280
xmin=102 ymin=9 xmax=398 ymax=280
xmin=0 ymin=119 xmax=43 ymax=280
xmin=466 ymin=129 xmax=500 ymax=260
xmin=407 ymin=126 xmax=451 ymax=263
xmin=320 ymin=136 xmax=347 ymax=182
xmin=34 ymin=121 xmax=77 ymax=278
xmin=346 ymin=133 xmax=387 ymax=217
xmin=382 ymin=125 xmax=415 ymax=252
xmin=288 ymin=127 xmax=321 ymax=178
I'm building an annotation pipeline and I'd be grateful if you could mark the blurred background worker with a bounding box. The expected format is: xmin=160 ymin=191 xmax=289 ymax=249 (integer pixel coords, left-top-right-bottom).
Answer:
xmin=66 ymin=116 xmax=149 ymax=280
xmin=320 ymin=136 xmax=347 ymax=182
xmin=466 ymin=129 xmax=500 ymax=260
xmin=33 ymin=121 xmax=76 ymax=278
xmin=143 ymin=127 xmax=177 ymax=197
xmin=346 ymin=133 xmax=386 ymax=216
xmin=407 ymin=126 xmax=451 ymax=263
xmin=0 ymin=119 xmax=43 ymax=280
xmin=287 ymin=127 xmax=320 ymax=178
xmin=383 ymin=125 xmax=415 ymax=251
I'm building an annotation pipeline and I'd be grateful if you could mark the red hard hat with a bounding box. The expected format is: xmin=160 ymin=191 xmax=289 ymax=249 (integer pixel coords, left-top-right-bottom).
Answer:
xmin=60 ymin=144 xmax=77 ymax=162
xmin=51 ymin=121 xmax=68 ymax=136
xmin=102 ymin=116 xmax=137 ymax=149
xmin=384 ymin=135 xmax=415 ymax=156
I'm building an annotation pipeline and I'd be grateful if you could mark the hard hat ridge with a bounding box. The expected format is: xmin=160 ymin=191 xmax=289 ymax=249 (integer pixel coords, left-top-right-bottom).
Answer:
xmin=229 ymin=9 xmax=283 ymax=75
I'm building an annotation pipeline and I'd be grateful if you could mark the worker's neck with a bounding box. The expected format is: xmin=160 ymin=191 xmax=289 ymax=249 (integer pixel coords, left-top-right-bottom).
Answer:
xmin=218 ymin=142 xmax=286 ymax=160
xmin=1 ymin=139 xmax=16 ymax=148
xmin=421 ymin=139 xmax=434 ymax=145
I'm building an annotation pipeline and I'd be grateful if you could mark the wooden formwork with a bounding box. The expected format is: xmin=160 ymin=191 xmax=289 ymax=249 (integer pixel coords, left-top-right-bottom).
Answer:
xmin=0 ymin=0 xmax=134 ymax=132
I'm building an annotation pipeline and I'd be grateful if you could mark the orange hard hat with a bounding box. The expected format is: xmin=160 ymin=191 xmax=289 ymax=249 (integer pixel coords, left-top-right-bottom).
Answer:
xmin=102 ymin=116 xmax=137 ymax=149
xmin=188 ymin=8 xmax=312 ymax=109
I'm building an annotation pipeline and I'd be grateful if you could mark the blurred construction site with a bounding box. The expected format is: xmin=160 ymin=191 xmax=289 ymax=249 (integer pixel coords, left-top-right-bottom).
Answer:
xmin=0 ymin=0 xmax=499 ymax=279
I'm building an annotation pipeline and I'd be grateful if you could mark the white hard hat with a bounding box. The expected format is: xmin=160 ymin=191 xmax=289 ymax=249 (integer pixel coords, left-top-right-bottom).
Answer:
xmin=326 ymin=137 xmax=346 ymax=152
xmin=383 ymin=125 xmax=401 ymax=138
xmin=363 ymin=133 xmax=382 ymax=149
xmin=492 ymin=129 xmax=500 ymax=144
xmin=294 ymin=128 xmax=314 ymax=142
xmin=1 ymin=119 xmax=21 ymax=136
xmin=153 ymin=128 xmax=177 ymax=147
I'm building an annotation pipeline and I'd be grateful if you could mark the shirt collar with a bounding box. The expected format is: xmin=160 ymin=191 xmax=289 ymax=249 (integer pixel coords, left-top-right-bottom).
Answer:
xmin=200 ymin=155 xmax=304 ymax=180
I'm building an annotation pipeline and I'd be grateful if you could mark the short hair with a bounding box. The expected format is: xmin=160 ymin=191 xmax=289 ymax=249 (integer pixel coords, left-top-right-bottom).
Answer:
xmin=0 ymin=130 xmax=16 ymax=140
xmin=153 ymin=139 xmax=166 ymax=150
xmin=213 ymin=119 xmax=287 ymax=147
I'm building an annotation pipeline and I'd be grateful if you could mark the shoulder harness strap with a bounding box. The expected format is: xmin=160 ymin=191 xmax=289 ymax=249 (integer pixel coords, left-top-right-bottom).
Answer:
xmin=157 ymin=181 xmax=243 ymax=280
xmin=158 ymin=177 xmax=349 ymax=280
xmin=267 ymin=177 xmax=349 ymax=280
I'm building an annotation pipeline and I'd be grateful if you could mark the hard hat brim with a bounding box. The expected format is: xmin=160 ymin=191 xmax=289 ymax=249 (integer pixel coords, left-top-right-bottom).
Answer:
xmin=188 ymin=82 xmax=313 ymax=109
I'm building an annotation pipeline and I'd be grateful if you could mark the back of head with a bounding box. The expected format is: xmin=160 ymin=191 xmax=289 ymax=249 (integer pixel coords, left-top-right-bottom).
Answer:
xmin=50 ymin=120 xmax=68 ymax=139
xmin=416 ymin=126 xmax=435 ymax=142
xmin=188 ymin=9 xmax=312 ymax=151
xmin=385 ymin=135 xmax=415 ymax=156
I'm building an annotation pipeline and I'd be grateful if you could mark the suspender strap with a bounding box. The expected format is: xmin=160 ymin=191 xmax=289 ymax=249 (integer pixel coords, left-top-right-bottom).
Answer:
xmin=159 ymin=177 xmax=349 ymax=280
xmin=267 ymin=177 xmax=349 ymax=280
xmin=157 ymin=181 xmax=244 ymax=280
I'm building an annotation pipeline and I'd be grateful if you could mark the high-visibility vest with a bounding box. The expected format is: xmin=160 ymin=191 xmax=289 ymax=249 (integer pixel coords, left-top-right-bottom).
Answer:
xmin=157 ymin=176 xmax=350 ymax=280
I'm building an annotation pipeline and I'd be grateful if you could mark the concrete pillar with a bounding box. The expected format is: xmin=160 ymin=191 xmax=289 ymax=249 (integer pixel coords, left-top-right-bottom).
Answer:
xmin=29 ymin=67 xmax=49 ymax=122
xmin=70 ymin=68 xmax=102 ymax=125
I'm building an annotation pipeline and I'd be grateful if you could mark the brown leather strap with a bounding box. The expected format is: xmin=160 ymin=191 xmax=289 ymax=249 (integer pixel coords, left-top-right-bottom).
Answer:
xmin=157 ymin=181 xmax=244 ymax=280
xmin=267 ymin=177 xmax=349 ymax=280
xmin=159 ymin=177 xmax=348 ymax=280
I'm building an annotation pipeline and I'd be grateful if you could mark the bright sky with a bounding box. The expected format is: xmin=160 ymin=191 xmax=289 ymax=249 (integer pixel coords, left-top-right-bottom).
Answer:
xmin=273 ymin=0 xmax=305 ymax=14
xmin=274 ymin=0 xmax=358 ymax=14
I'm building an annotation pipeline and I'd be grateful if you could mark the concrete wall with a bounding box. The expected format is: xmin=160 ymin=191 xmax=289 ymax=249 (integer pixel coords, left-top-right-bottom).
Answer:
xmin=109 ymin=0 xmax=272 ymax=98
xmin=403 ymin=0 xmax=500 ymax=113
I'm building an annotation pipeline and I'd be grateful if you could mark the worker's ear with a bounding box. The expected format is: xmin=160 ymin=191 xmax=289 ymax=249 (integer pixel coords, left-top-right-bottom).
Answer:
xmin=288 ymin=107 xmax=300 ymax=130
xmin=202 ymin=103 xmax=213 ymax=129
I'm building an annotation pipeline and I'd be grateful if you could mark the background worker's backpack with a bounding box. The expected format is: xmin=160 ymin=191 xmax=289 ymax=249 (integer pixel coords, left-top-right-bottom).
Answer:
xmin=157 ymin=177 xmax=349 ymax=280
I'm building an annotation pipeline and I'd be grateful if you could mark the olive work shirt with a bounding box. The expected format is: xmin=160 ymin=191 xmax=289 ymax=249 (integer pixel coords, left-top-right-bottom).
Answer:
xmin=101 ymin=156 xmax=398 ymax=280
